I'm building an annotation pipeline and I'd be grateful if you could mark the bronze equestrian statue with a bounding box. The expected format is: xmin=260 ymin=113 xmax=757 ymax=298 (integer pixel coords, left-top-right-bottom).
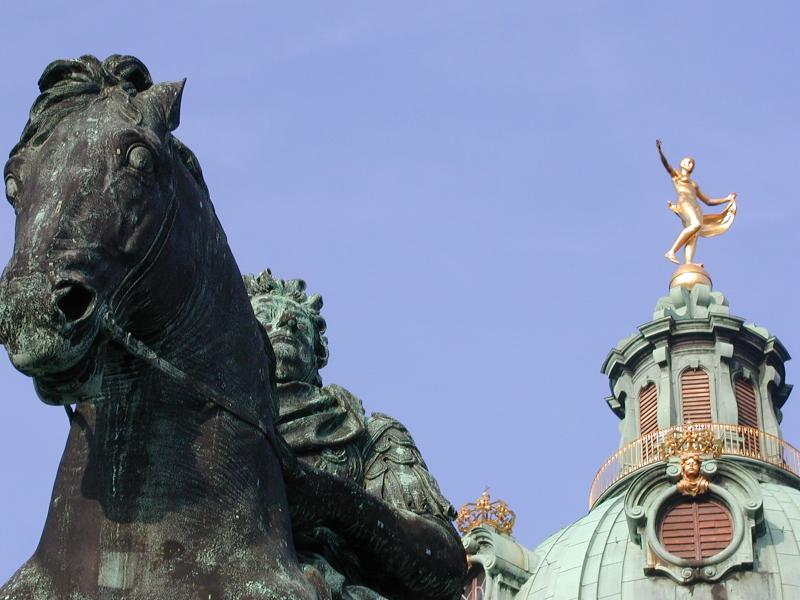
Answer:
xmin=0 ymin=55 xmax=465 ymax=599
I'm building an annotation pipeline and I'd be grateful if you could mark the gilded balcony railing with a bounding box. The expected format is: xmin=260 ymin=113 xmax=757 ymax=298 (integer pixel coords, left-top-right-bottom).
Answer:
xmin=588 ymin=423 xmax=800 ymax=507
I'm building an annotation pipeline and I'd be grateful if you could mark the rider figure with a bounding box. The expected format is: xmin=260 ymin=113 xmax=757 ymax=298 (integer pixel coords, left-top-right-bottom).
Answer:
xmin=245 ymin=270 xmax=463 ymax=600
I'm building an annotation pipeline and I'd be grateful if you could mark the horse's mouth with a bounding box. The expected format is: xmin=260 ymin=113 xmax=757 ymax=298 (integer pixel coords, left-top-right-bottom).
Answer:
xmin=6 ymin=308 xmax=100 ymax=370
xmin=25 ymin=316 xmax=105 ymax=404
xmin=33 ymin=336 xmax=103 ymax=402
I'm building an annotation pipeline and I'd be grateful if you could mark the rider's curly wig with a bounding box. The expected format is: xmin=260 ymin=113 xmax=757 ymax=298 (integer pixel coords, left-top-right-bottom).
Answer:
xmin=11 ymin=54 xmax=207 ymax=195
xmin=243 ymin=269 xmax=330 ymax=372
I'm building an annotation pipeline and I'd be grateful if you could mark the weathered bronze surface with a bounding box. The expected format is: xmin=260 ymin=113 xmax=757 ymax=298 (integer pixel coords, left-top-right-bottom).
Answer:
xmin=0 ymin=56 xmax=465 ymax=600
xmin=246 ymin=270 xmax=466 ymax=599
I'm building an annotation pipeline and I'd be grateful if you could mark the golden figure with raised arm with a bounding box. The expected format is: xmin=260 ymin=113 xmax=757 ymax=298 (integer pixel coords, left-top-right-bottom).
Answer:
xmin=657 ymin=139 xmax=737 ymax=265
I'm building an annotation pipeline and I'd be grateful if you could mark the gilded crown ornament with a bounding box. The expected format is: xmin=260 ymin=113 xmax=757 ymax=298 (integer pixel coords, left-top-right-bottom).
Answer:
xmin=659 ymin=426 xmax=723 ymax=497
xmin=456 ymin=489 xmax=516 ymax=535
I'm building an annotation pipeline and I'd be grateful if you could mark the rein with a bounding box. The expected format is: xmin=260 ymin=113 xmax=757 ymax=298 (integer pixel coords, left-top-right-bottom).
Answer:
xmin=100 ymin=311 xmax=297 ymax=475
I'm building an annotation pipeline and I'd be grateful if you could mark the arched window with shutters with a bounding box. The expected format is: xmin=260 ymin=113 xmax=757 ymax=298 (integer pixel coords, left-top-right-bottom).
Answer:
xmin=681 ymin=368 xmax=712 ymax=424
xmin=639 ymin=383 xmax=660 ymax=460
xmin=735 ymin=378 xmax=759 ymax=429
xmin=659 ymin=496 xmax=733 ymax=561
xmin=639 ymin=383 xmax=659 ymax=437
xmin=735 ymin=377 xmax=760 ymax=453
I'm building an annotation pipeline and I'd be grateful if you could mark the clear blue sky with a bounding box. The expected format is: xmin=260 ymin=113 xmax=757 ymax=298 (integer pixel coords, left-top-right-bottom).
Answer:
xmin=1 ymin=1 xmax=798 ymax=580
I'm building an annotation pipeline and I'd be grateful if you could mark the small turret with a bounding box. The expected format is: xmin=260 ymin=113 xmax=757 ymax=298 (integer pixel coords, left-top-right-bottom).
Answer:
xmin=593 ymin=281 xmax=793 ymax=507
xmin=458 ymin=491 xmax=537 ymax=600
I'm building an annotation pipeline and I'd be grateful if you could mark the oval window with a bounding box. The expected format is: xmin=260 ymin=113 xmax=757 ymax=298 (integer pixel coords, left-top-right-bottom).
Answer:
xmin=659 ymin=496 xmax=733 ymax=560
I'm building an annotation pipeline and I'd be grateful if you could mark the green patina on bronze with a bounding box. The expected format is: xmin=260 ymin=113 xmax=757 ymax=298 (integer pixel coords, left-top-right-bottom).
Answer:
xmin=0 ymin=56 xmax=465 ymax=600
xmin=245 ymin=270 xmax=462 ymax=599
xmin=464 ymin=285 xmax=800 ymax=600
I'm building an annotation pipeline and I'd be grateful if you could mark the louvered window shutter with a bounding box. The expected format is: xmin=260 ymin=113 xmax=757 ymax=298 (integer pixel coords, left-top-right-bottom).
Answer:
xmin=681 ymin=368 xmax=712 ymax=423
xmin=639 ymin=383 xmax=660 ymax=461
xmin=639 ymin=383 xmax=658 ymax=436
xmin=659 ymin=497 xmax=733 ymax=560
xmin=735 ymin=379 xmax=759 ymax=429
xmin=734 ymin=378 xmax=760 ymax=453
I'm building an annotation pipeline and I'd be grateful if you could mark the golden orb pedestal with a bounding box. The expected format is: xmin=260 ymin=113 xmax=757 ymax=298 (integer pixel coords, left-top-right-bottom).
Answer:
xmin=669 ymin=263 xmax=712 ymax=290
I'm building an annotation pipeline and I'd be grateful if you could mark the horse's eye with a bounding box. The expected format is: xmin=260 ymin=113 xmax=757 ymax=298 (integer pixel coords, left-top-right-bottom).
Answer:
xmin=4 ymin=176 xmax=18 ymax=205
xmin=126 ymin=145 xmax=155 ymax=173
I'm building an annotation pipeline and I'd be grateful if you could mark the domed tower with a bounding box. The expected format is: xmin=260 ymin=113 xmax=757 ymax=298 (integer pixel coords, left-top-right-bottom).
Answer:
xmin=460 ymin=146 xmax=800 ymax=598
xmin=463 ymin=272 xmax=800 ymax=599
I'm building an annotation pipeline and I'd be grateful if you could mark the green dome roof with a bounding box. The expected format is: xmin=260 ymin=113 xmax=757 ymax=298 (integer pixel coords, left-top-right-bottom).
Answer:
xmin=517 ymin=481 xmax=800 ymax=599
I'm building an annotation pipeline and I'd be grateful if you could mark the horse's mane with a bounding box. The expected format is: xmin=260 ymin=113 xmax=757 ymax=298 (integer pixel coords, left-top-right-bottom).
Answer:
xmin=11 ymin=54 xmax=207 ymax=195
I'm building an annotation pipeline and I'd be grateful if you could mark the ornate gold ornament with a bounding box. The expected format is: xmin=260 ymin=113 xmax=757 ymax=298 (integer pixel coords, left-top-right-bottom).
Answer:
xmin=669 ymin=263 xmax=712 ymax=291
xmin=656 ymin=140 xmax=737 ymax=276
xmin=659 ymin=426 xmax=723 ymax=497
xmin=675 ymin=453 xmax=709 ymax=496
xmin=456 ymin=490 xmax=516 ymax=535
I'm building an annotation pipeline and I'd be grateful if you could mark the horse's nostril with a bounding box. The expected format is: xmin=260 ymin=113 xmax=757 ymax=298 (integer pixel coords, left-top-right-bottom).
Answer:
xmin=56 ymin=283 xmax=96 ymax=323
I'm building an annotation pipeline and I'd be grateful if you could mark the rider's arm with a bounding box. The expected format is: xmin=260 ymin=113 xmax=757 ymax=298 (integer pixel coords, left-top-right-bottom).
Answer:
xmin=284 ymin=406 xmax=465 ymax=600
xmin=285 ymin=462 xmax=466 ymax=600
xmin=656 ymin=139 xmax=677 ymax=178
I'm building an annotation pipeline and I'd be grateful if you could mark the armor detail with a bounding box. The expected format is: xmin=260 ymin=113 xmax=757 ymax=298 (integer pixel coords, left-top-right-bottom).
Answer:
xmin=364 ymin=412 xmax=457 ymax=522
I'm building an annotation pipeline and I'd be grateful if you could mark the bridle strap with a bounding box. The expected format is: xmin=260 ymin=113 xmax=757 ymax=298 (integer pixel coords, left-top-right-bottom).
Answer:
xmin=108 ymin=184 xmax=179 ymax=315
xmin=100 ymin=311 xmax=297 ymax=475
xmin=63 ymin=176 xmax=178 ymax=425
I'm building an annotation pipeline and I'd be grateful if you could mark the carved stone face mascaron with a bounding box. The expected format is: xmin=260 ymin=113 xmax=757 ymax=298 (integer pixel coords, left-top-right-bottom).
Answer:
xmin=252 ymin=295 xmax=318 ymax=384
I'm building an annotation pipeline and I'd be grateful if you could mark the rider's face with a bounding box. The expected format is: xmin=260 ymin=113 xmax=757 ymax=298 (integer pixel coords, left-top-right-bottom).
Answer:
xmin=253 ymin=296 xmax=318 ymax=384
xmin=680 ymin=157 xmax=695 ymax=173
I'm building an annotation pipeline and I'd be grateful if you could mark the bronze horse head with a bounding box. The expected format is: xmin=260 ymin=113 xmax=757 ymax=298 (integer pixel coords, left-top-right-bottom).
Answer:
xmin=1 ymin=56 xmax=191 ymax=382
xmin=0 ymin=55 xmax=317 ymax=600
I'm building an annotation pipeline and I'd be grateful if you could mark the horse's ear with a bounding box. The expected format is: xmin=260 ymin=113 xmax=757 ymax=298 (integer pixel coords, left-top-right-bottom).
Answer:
xmin=142 ymin=79 xmax=186 ymax=132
